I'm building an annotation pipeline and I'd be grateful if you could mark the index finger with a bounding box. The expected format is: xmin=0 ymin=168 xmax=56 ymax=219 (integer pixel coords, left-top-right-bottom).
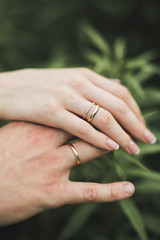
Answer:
xmin=64 ymin=181 xmax=135 ymax=204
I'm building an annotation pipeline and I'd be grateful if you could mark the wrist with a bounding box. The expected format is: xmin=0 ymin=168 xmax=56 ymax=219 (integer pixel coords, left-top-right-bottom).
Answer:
xmin=0 ymin=71 xmax=13 ymax=120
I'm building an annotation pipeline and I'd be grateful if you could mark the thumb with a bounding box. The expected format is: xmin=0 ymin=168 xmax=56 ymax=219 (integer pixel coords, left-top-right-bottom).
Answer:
xmin=64 ymin=181 xmax=135 ymax=204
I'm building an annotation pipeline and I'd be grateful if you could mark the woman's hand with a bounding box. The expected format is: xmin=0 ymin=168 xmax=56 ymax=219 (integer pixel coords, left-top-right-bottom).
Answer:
xmin=0 ymin=68 xmax=156 ymax=154
xmin=0 ymin=121 xmax=134 ymax=226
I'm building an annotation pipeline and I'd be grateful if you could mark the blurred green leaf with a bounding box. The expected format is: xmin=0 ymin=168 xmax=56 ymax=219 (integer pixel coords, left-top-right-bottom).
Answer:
xmin=143 ymin=213 xmax=160 ymax=235
xmin=114 ymin=38 xmax=126 ymax=60
xmin=136 ymin=180 xmax=160 ymax=193
xmin=119 ymin=199 xmax=148 ymax=240
xmin=85 ymin=230 xmax=109 ymax=240
xmin=126 ymin=50 xmax=158 ymax=69
xmin=81 ymin=23 xmax=111 ymax=56
xmin=124 ymin=155 xmax=150 ymax=172
xmin=139 ymin=143 xmax=160 ymax=155
xmin=57 ymin=204 xmax=99 ymax=240
xmin=126 ymin=169 xmax=160 ymax=181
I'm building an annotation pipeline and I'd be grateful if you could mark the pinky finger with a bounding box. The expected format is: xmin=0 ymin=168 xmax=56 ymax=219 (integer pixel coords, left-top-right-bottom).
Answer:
xmin=64 ymin=181 xmax=135 ymax=204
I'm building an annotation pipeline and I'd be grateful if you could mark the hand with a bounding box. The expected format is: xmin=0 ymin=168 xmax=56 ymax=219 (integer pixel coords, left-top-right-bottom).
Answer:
xmin=0 ymin=121 xmax=134 ymax=226
xmin=0 ymin=68 xmax=156 ymax=154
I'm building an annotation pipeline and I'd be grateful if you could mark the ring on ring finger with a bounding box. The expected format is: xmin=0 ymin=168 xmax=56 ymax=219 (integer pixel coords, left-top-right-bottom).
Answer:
xmin=83 ymin=102 xmax=100 ymax=123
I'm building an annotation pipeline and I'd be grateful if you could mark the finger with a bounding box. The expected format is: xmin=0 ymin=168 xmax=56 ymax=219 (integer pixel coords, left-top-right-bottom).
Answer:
xmin=65 ymin=97 xmax=120 ymax=150
xmin=85 ymin=86 xmax=156 ymax=144
xmin=69 ymin=98 xmax=139 ymax=154
xmin=90 ymin=108 xmax=140 ymax=154
xmin=59 ymin=139 xmax=107 ymax=169
xmin=64 ymin=181 xmax=135 ymax=204
xmin=88 ymin=71 xmax=143 ymax=121
xmin=58 ymin=110 xmax=119 ymax=151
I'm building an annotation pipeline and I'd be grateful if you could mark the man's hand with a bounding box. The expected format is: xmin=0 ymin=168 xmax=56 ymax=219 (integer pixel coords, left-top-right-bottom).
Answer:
xmin=0 ymin=121 xmax=134 ymax=226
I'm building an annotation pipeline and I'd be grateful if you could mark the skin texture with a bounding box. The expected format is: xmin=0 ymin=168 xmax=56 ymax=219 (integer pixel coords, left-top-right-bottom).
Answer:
xmin=0 ymin=121 xmax=135 ymax=226
xmin=0 ymin=68 xmax=156 ymax=155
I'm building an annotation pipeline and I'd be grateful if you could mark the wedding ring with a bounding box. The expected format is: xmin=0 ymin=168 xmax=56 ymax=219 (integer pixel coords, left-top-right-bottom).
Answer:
xmin=69 ymin=143 xmax=80 ymax=165
xmin=87 ymin=104 xmax=100 ymax=123
xmin=83 ymin=102 xmax=95 ymax=119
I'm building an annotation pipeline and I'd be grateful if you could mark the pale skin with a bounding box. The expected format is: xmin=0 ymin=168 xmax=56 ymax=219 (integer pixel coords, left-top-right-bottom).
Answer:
xmin=0 ymin=121 xmax=135 ymax=226
xmin=0 ymin=68 xmax=156 ymax=155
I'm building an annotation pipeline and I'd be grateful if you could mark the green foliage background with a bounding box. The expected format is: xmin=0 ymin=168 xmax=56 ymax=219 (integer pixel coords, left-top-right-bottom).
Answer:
xmin=0 ymin=0 xmax=160 ymax=239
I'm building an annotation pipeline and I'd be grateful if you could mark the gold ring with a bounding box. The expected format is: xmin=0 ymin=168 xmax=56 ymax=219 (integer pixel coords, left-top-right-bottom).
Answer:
xmin=83 ymin=102 xmax=95 ymax=119
xmin=69 ymin=143 xmax=80 ymax=165
xmin=87 ymin=104 xmax=99 ymax=123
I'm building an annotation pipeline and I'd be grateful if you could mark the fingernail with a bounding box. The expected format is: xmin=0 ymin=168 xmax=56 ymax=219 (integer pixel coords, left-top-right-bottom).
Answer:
xmin=106 ymin=139 xmax=119 ymax=150
xmin=124 ymin=183 xmax=134 ymax=194
xmin=139 ymin=116 xmax=145 ymax=124
xmin=129 ymin=141 xmax=140 ymax=154
xmin=144 ymin=130 xmax=157 ymax=144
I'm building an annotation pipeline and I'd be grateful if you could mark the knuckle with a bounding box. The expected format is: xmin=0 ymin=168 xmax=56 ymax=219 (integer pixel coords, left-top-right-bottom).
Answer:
xmin=44 ymin=99 xmax=61 ymax=115
xmin=70 ymin=76 xmax=88 ymax=91
xmin=108 ymin=185 xmax=116 ymax=201
xmin=116 ymin=100 xmax=127 ymax=115
xmin=43 ymin=182 xmax=65 ymax=208
xmin=78 ymin=67 xmax=92 ymax=77
xmin=100 ymin=111 xmax=113 ymax=126
xmin=83 ymin=184 xmax=97 ymax=202
xmin=63 ymin=89 xmax=74 ymax=99
xmin=76 ymin=78 xmax=87 ymax=89
xmin=123 ymin=135 xmax=132 ymax=147
xmin=120 ymin=86 xmax=130 ymax=100
xmin=43 ymin=99 xmax=63 ymax=126
xmin=76 ymin=124 xmax=90 ymax=137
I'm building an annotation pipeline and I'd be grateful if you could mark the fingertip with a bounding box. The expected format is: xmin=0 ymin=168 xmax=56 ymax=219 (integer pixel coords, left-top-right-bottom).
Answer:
xmin=106 ymin=138 xmax=119 ymax=150
xmin=111 ymin=182 xmax=135 ymax=201
xmin=123 ymin=182 xmax=135 ymax=196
